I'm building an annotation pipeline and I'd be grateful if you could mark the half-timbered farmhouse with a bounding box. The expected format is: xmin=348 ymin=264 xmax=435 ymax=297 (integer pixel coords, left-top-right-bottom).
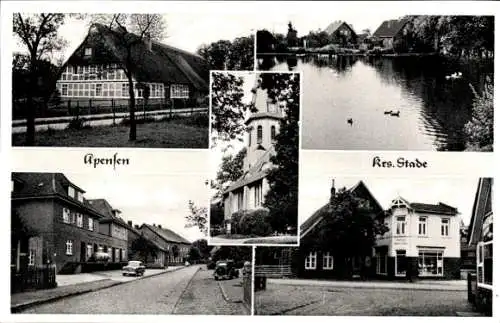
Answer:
xmin=55 ymin=23 xmax=209 ymax=109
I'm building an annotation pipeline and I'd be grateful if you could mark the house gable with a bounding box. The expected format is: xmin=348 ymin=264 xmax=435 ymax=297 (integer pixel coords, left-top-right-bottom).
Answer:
xmin=468 ymin=178 xmax=493 ymax=246
xmin=372 ymin=18 xmax=410 ymax=39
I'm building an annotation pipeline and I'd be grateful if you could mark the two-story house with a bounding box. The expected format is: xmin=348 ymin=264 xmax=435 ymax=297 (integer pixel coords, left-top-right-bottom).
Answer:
xmin=11 ymin=173 xmax=123 ymax=274
xmin=139 ymin=224 xmax=191 ymax=266
xmin=88 ymin=198 xmax=129 ymax=263
xmin=54 ymin=23 xmax=208 ymax=109
xmin=374 ymin=197 xmax=461 ymax=279
xmin=222 ymin=76 xmax=285 ymax=234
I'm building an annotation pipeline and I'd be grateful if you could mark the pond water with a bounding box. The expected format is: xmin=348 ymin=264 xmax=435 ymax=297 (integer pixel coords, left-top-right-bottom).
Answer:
xmin=258 ymin=55 xmax=493 ymax=151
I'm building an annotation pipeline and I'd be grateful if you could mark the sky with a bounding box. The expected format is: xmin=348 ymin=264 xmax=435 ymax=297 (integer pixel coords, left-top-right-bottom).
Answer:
xmin=298 ymin=175 xmax=480 ymax=228
xmin=64 ymin=172 xmax=210 ymax=243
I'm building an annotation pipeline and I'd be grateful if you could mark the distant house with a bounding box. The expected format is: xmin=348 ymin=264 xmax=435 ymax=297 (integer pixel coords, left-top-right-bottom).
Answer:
xmin=372 ymin=18 xmax=411 ymax=50
xmin=324 ymin=21 xmax=358 ymax=46
xmin=11 ymin=173 xmax=128 ymax=275
xmin=375 ymin=197 xmax=461 ymax=279
xmin=139 ymin=223 xmax=191 ymax=265
xmin=55 ymin=23 xmax=208 ymax=108
xmin=467 ymin=178 xmax=493 ymax=313
xmin=222 ymin=76 xmax=285 ymax=234
xmin=125 ymin=221 xmax=166 ymax=268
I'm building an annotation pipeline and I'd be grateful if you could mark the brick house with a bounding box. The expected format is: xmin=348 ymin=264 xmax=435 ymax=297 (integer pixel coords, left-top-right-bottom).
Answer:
xmin=324 ymin=21 xmax=358 ymax=46
xmin=467 ymin=178 xmax=493 ymax=312
xmin=372 ymin=18 xmax=411 ymax=50
xmin=222 ymin=76 xmax=285 ymax=234
xmin=54 ymin=23 xmax=208 ymax=109
xmin=87 ymin=198 xmax=129 ymax=263
xmin=11 ymin=173 xmax=127 ymax=274
xmin=139 ymin=224 xmax=191 ymax=266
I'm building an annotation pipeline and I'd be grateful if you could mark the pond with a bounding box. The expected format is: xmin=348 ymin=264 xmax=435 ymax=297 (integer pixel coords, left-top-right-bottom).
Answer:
xmin=258 ymin=54 xmax=493 ymax=151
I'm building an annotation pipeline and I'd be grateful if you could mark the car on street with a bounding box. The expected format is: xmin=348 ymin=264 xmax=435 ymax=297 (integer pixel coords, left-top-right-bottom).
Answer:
xmin=214 ymin=260 xmax=239 ymax=280
xmin=122 ymin=260 xmax=146 ymax=276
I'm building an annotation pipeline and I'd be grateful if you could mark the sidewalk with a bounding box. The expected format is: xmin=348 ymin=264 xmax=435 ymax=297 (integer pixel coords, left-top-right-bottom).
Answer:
xmin=11 ymin=266 xmax=185 ymax=312
xmin=269 ymin=278 xmax=467 ymax=291
xmin=218 ymin=269 xmax=244 ymax=303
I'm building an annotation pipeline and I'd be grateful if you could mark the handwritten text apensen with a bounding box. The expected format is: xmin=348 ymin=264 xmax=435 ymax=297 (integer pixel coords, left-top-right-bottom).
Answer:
xmin=84 ymin=153 xmax=129 ymax=170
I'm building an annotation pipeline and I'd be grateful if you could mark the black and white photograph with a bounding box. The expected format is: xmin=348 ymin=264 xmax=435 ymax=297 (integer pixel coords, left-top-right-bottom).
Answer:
xmin=256 ymin=15 xmax=494 ymax=151
xmin=10 ymin=172 xmax=251 ymax=315
xmin=11 ymin=13 xmax=254 ymax=148
xmin=254 ymin=176 xmax=493 ymax=316
xmin=209 ymin=71 xmax=300 ymax=245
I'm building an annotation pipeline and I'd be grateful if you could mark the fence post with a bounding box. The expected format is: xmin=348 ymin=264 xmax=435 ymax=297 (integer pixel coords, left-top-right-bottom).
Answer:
xmin=243 ymin=261 xmax=252 ymax=314
xmin=112 ymin=99 xmax=115 ymax=126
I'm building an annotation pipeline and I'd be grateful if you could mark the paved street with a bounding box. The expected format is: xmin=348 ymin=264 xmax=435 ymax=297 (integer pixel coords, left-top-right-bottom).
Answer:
xmin=20 ymin=265 xmax=200 ymax=314
xmin=174 ymin=267 xmax=249 ymax=315
xmin=255 ymin=282 xmax=478 ymax=316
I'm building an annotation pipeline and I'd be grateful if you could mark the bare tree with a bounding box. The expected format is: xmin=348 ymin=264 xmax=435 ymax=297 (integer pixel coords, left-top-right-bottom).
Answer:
xmin=89 ymin=14 xmax=166 ymax=141
xmin=13 ymin=13 xmax=71 ymax=145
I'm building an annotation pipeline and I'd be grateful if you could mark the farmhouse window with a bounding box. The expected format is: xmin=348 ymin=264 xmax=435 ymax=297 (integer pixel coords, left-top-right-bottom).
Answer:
xmin=257 ymin=125 xmax=263 ymax=144
xmin=86 ymin=244 xmax=93 ymax=260
xmin=96 ymin=83 xmax=102 ymax=97
xmin=254 ymin=181 xmax=263 ymax=207
xmin=66 ymin=240 xmax=73 ymax=255
xmin=28 ymin=249 xmax=35 ymax=266
xmin=441 ymin=218 xmax=449 ymax=236
xmin=322 ymin=252 xmax=334 ymax=270
xmin=305 ymin=251 xmax=317 ymax=270
xmin=63 ymin=208 xmax=71 ymax=223
xmin=477 ymin=241 xmax=492 ymax=287
xmin=170 ymin=84 xmax=189 ymax=98
xmin=396 ymin=216 xmax=406 ymax=235
xmin=418 ymin=217 xmax=427 ymax=236
xmin=61 ymin=84 xmax=68 ymax=96
xmin=76 ymin=213 xmax=83 ymax=227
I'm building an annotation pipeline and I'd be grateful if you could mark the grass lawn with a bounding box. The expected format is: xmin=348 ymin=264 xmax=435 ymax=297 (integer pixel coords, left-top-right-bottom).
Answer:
xmin=12 ymin=120 xmax=208 ymax=148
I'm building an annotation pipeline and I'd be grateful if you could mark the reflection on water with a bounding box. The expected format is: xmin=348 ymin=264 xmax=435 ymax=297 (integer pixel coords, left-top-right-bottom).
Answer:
xmin=258 ymin=54 xmax=493 ymax=151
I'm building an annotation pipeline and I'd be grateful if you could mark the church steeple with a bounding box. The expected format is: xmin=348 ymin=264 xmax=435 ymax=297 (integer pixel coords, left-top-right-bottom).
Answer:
xmin=244 ymin=76 xmax=284 ymax=171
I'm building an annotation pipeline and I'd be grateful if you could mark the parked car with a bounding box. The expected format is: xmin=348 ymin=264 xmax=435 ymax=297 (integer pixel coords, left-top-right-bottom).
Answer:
xmin=122 ymin=261 xmax=146 ymax=277
xmin=214 ymin=260 xmax=239 ymax=280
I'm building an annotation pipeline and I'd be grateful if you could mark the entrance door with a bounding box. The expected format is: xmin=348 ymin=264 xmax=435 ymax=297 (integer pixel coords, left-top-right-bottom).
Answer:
xmin=80 ymin=242 xmax=86 ymax=262
xmin=395 ymin=250 xmax=407 ymax=277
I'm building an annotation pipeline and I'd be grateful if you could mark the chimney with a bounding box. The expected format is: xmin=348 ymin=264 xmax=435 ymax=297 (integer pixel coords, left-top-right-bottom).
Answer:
xmin=330 ymin=179 xmax=336 ymax=204
xmin=158 ymin=224 xmax=162 ymax=229
xmin=134 ymin=224 xmax=139 ymax=229
xmin=144 ymin=32 xmax=152 ymax=51
xmin=128 ymin=220 xmax=132 ymax=227
xmin=153 ymin=223 xmax=156 ymax=227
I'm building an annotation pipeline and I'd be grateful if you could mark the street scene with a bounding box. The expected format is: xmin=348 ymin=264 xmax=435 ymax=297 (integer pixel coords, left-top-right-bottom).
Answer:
xmin=12 ymin=13 xmax=254 ymax=148
xmin=209 ymin=71 xmax=300 ymax=245
xmin=257 ymin=15 xmax=493 ymax=151
xmin=254 ymin=177 xmax=493 ymax=316
xmin=11 ymin=172 xmax=251 ymax=315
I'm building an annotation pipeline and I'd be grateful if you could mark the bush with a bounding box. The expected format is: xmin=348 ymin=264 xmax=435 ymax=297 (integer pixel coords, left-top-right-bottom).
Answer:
xmin=238 ymin=209 xmax=273 ymax=237
xmin=66 ymin=117 xmax=91 ymax=130
xmin=230 ymin=211 xmax=245 ymax=234
xmin=464 ymin=77 xmax=493 ymax=151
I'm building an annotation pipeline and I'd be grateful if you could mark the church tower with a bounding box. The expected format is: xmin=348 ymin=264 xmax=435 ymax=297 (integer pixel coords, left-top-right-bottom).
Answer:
xmin=244 ymin=77 xmax=284 ymax=171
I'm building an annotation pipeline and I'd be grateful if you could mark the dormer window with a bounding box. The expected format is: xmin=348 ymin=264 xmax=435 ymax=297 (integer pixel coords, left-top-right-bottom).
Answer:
xmin=77 ymin=191 xmax=84 ymax=203
xmin=84 ymin=47 xmax=92 ymax=57
xmin=68 ymin=186 xmax=76 ymax=199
